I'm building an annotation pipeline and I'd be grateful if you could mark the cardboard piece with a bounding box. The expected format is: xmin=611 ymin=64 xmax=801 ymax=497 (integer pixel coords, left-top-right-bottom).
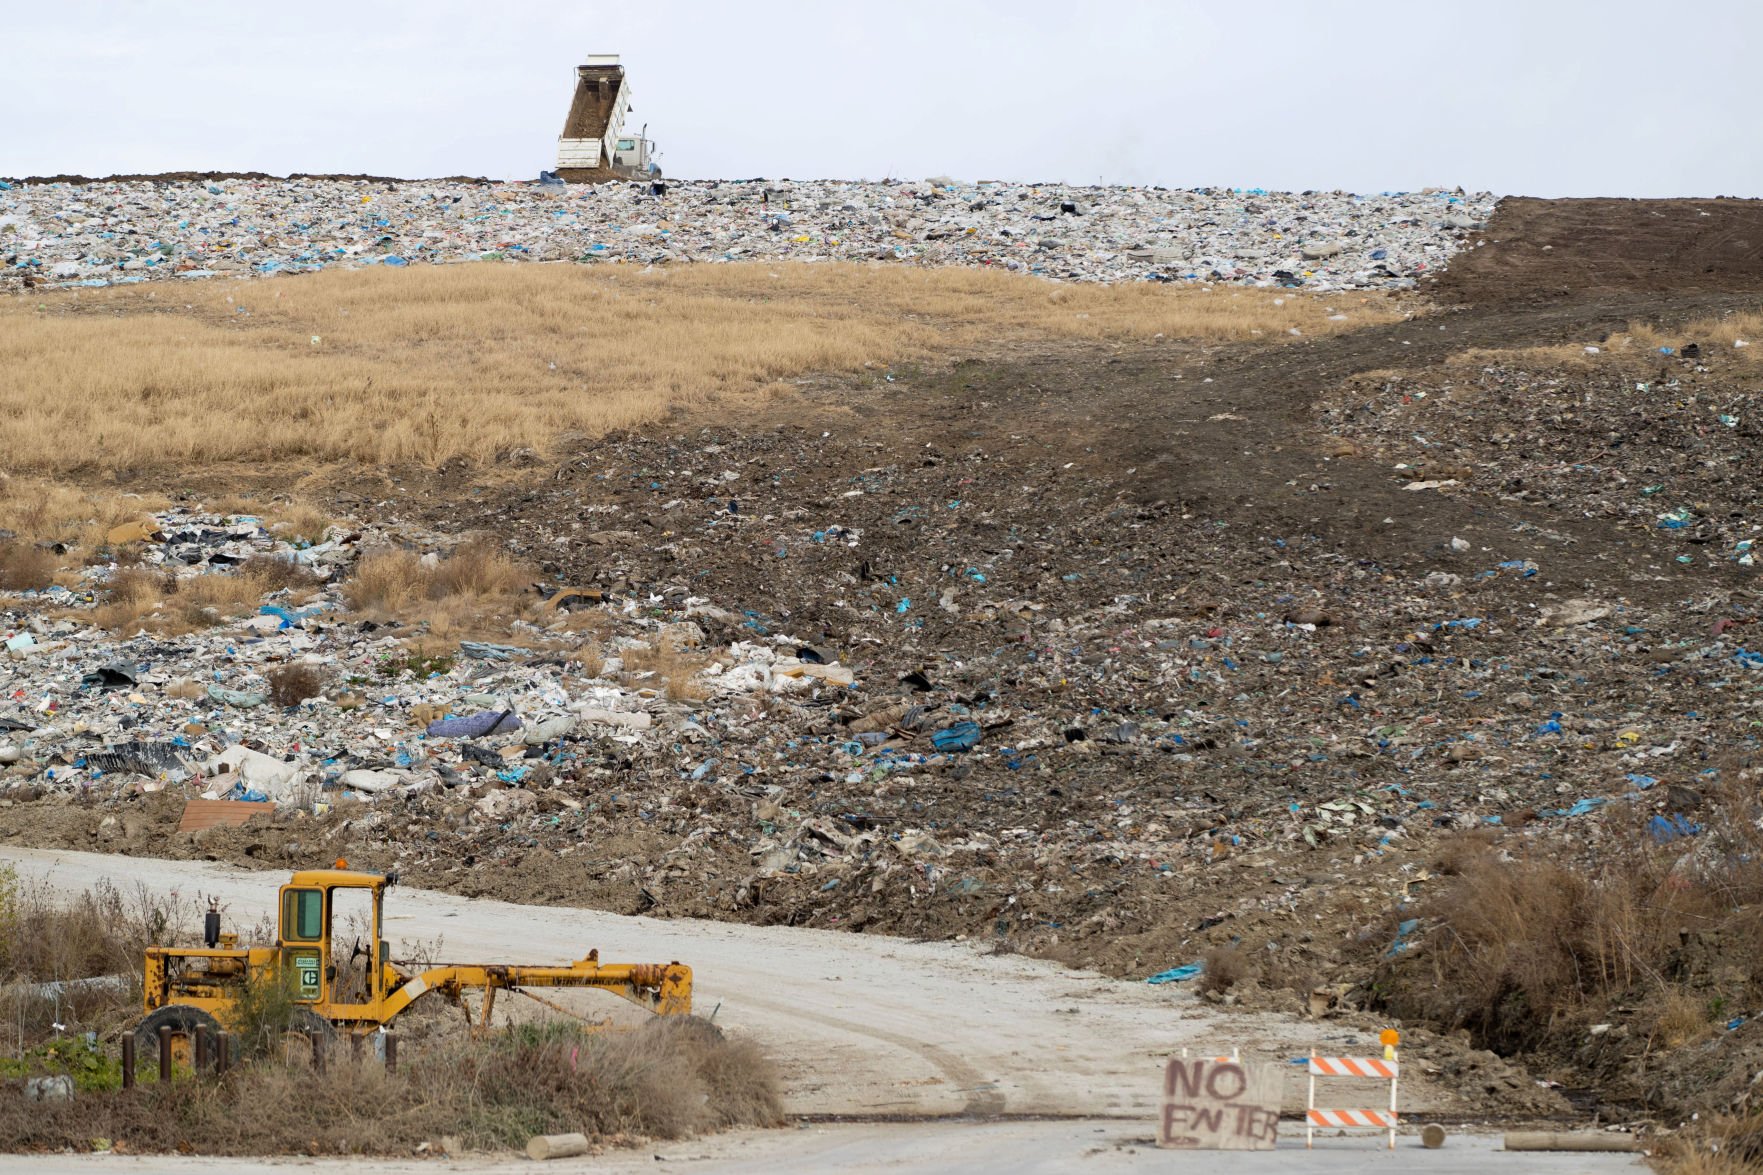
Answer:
xmin=178 ymin=799 xmax=275 ymax=832
xmin=1157 ymin=1058 xmax=1282 ymax=1151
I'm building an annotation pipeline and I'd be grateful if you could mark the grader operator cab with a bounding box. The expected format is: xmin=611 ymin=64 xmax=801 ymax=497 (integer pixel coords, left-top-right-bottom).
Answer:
xmin=134 ymin=865 xmax=692 ymax=1063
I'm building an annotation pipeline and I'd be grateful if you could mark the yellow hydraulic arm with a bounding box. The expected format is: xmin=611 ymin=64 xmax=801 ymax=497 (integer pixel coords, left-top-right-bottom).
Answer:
xmin=378 ymin=951 xmax=692 ymax=1024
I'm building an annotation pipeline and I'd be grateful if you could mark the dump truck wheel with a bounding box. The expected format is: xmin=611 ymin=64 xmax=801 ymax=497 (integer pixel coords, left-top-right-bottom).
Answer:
xmin=133 ymin=1004 xmax=221 ymax=1072
xmin=644 ymin=1014 xmax=724 ymax=1045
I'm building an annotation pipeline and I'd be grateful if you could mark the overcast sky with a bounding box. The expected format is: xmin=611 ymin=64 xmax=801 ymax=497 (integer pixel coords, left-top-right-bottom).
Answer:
xmin=9 ymin=0 xmax=1758 ymax=196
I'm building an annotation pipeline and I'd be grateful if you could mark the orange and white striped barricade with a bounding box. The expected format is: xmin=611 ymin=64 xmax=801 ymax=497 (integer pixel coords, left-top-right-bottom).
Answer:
xmin=1306 ymin=1051 xmax=1398 ymax=1149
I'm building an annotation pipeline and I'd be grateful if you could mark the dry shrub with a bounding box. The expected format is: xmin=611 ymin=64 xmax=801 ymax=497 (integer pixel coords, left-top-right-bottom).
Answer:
xmin=1382 ymin=795 xmax=1763 ymax=1057
xmin=0 ymin=1018 xmax=780 ymax=1155
xmin=224 ymin=969 xmax=302 ymax=1060
xmin=0 ymin=543 xmax=57 ymax=591
xmin=1658 ymin=1111 xmax=1763 ymax=1175
xmin=1198 ymin=945 xmax=1250 ymax=996
xmin=0 ymin=869 xmax=191 ymax=1053
xmin=266 ymin=663 xmax=323 ymax=708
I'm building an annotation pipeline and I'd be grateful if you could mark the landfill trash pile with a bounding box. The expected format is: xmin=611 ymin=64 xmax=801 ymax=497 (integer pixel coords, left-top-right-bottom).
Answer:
xmin=1317 ymin=342 xmax=1763 ymax=569
xmin=1 ymin=177 xmax=1494 ymax=291
xmin=1 ymin=191 xmax=1759 ymax=1126
xmin=2 ymin=390 xmax=1756 ymax=995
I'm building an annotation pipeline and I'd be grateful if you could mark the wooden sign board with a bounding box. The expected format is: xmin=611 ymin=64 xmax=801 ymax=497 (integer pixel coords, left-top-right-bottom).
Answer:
xmin=1157 ymin=1058 xmax=1282 ymax=1150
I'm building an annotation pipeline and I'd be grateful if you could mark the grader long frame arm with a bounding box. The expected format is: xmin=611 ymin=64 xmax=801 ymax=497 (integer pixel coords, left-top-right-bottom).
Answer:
xmin=378 ymin=954 xmax=692 ymax=1023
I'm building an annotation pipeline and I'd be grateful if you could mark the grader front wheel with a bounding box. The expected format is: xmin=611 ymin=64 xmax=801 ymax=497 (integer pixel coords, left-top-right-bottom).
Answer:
xmin=133 ymin=1004 xmax=221 ymax=1074
xmin=278 ymin=1008 xmax=337 ymax=1065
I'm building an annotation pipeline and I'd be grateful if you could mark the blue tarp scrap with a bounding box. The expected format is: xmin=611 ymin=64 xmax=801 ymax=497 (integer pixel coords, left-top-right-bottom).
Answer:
xmin=932 ymin=722 xmax=982 ymax=752
xmin=1146 ymin=962 xmax=1204 ymax=985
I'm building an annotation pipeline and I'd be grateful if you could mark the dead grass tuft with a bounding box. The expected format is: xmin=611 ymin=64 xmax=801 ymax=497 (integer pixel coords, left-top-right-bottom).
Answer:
xmin=87 ymin=559 xmax=323 ymax=634
xmin=1382 ymin=791 xmax=1763 ymax=1057
xmin=236 ymin=553 xmax=323 ymax=595
xmin=620 ymin=642 xmax=711 ymax=701
xmin=343 ymin=540 xmax=532 ymax=641
xmin=1658 ymin=1111 xmax=1763 ymax=1175
xmin=90 ymin=566 xmax=174 ymax=632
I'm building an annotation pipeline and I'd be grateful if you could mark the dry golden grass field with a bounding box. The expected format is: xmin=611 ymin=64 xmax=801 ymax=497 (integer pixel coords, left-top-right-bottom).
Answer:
xmin=1 ymin=262 xmax=1395 ymax=473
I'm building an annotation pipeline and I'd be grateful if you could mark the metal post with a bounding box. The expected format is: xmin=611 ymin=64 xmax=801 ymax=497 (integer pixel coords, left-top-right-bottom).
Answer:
xmin=309 ymin=1030 xmax=325 ymax=1074
xmin=1389 ymin=1050 xmax=1399 ymax=1151
xmin=158 ymin=1026 xmax=173 ymax=1083
xmin=194 ymin=1025 xmax=208 ymax=1074
xmin=216 ymin=1031 xmax=230 ymax=1075
xmin=1306 ymin=1049 xmax=1316 ymax=1150
xmin=351 ymin=1033 xmax=363 ymax=1065
xmin=121 ymin=1034 xmax=135 ymax=1090
xmin=384 ymin=1030 xmax=397 ymax=1073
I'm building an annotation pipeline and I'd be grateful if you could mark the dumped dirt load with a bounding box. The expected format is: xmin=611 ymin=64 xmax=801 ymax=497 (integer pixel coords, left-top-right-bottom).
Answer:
xmin=1435 ymin=196 xmax=1763 ymax=304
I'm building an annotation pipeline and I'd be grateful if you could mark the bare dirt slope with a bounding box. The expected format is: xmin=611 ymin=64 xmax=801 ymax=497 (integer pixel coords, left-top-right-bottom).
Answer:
xmin=1434 ymin=196 xmax=1763 ymax=303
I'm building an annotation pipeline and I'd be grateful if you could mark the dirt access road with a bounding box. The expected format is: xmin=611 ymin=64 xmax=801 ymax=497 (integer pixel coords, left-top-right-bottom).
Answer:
xmin=0 ymin=845 xmax=1427 ymax=1119
xmin=0 ymin=1129 xmax=1647 ymax=1175
xmin=0 ymin=847 xmax=1643 ymax=1173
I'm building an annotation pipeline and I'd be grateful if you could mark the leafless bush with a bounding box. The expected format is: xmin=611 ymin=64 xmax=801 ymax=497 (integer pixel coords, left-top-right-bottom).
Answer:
xmin=1198 ymin=945 xmax=1250 ymax=996
xmin=266 ymin=663 xmax=324 ymax=708
xmin=0 ymin=871 xmax=192 ymax=1052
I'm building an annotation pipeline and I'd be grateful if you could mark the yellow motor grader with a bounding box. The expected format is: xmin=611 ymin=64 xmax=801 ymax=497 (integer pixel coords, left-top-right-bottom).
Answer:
xmin=134 ymin=864 xmax=692 ymax=1062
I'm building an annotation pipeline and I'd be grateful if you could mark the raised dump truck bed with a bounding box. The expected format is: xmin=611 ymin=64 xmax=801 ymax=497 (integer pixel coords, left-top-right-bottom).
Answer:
xmin=555 ymin=53 xmax=656 ymax=182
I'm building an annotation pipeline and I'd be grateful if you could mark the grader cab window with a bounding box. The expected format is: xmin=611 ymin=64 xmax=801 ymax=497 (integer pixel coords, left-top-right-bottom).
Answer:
xmin=282 ymin=888 xmax=323 ymax=942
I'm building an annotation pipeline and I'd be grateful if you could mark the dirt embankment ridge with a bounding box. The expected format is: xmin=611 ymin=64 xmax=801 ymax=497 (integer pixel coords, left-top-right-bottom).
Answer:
xmin=1435 ymin=195 xmax=1763 ymax=303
